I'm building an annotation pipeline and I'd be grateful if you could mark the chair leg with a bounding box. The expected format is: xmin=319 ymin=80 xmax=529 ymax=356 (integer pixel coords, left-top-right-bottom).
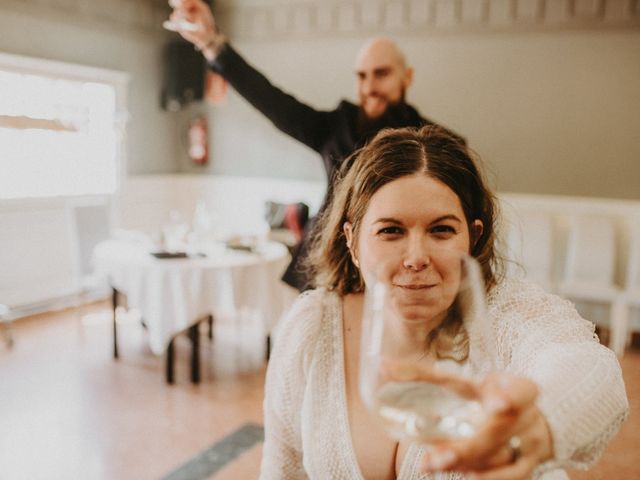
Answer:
xmin=1 ymin=320 xmax=13 ymax=348
xmin=166 ymin=338 xmax=175 ymax=384
xmin=208 ymin=314 xmax=214 ymax=340
xmin=265 ymin=334 xmax=271 ymax=361
xmin=189 ymin=324 xmax=200 ymax=384
xmin=610 ymin=299 xmax=630 ymax=357
xmin=112 ymin=287 xmax=119 ymax=359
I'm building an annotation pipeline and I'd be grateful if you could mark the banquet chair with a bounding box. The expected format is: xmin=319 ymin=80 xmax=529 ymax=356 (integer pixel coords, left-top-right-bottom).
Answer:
xmin=503 ymin=210 xmax=557 ymax=292
xmin=621 ymin=221 xmax=640 ymax=348
xmin=265 ymin=201 xmax=309 ymax=251
xmin=557 ymin=215 xmax=627 ymax=355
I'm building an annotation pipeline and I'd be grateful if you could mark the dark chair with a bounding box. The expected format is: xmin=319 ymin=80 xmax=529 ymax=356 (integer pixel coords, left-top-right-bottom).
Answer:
xmin=264 ymin=201 xmax=309 ymax=252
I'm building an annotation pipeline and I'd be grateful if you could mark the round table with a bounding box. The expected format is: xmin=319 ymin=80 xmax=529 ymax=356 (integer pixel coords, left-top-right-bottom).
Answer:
xmin=93 ymin=239 xmax=291 ymax=382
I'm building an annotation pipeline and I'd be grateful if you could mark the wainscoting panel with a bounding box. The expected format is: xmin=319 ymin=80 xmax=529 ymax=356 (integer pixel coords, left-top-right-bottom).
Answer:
xmin=0 ymin=197 xmax=113 ymax=314
xmin=0 ymin=205 xmax=76 ymax=308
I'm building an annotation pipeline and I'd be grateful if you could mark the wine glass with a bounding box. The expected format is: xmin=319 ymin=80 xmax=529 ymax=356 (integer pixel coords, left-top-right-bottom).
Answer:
xmin=162 ymin=210 xmax=189 ymax=253
xmin=164 ymin=0 xmax=200 ymax=32
xmin=162 ymin=19 xmax=199 ymax=32
xmin=358 ymin=252 xmax=491 ymax=443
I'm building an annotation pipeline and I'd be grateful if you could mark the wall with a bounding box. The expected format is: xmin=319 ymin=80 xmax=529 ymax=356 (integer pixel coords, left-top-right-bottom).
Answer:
xmin=1 ymin=0 xmax=637 ymax=312
xmin=0 ymin=200 xmax=77 ymax=308
xmin=118 ymin=174 xmax=326 ymax=237
xmin=0 ymin=0 xmax=180 ymax=174
xmin=0 ymin=195 xmax=113 ymax=311
xmin=0 ymin=0 xmax=182 ymax=312
xmin=183 ymin=0 xmax=640 ymax=200
xmin=117 ymin=175 xmax=640 ymax=334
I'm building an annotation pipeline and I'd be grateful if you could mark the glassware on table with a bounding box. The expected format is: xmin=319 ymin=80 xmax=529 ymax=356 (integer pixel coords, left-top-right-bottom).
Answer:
xmin=162 ymin=210 xmax=189 ymax=253
xmin=358 ymin=252 xmax=489 ymax=444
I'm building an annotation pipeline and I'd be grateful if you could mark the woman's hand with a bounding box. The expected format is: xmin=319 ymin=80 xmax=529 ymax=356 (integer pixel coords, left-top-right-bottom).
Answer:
xmin=168 ymin=0 xmax=223 ymax=61
xmin=385 ymin=363 xmax=554 ymax=480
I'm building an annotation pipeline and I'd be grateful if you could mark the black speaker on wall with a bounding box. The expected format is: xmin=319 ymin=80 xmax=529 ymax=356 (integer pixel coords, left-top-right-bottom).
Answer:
xmin=161 ymin=39 xmax=206 ymax=112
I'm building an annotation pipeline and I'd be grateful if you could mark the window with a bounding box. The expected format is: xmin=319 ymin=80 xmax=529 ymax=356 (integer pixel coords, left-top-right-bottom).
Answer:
xmin=0 ymin=53 xmax=128 ymax=200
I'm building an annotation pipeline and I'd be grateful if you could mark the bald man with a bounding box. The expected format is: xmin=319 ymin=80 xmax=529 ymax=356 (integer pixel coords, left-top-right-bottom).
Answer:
xmin=169 ymin=0 xmax=464 ymax=291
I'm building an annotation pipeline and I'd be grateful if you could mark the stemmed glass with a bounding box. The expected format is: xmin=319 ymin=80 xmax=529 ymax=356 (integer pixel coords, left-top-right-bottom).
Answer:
xmin=359 ymin=252 xmax=491 ymax=443
xmin=162 ymin=19 xmax=199 ymax=32
xmin=164 ymin=0 xmax=200 ymax=32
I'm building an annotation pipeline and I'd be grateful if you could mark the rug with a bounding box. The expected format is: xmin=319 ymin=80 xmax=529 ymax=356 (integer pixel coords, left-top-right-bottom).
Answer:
xmin=162 ymin=423 xmax=264 ymax=480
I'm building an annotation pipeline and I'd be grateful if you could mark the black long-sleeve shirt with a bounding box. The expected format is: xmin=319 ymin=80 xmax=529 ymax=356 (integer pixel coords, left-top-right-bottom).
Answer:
xmin=209 ymin=43 xmax=462 ymax=290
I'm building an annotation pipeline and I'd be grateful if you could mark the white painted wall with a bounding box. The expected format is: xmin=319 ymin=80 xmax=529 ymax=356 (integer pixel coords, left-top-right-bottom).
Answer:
xmin=182 ymin=1 xmax=640 ymax=200
xmin=118 ymin=174 xmax=326 ymax=237
xmin=0 ymin=202 xmax=77 ymax=307
xmin=1 ymin=0 xmax=636 ymax=194
xmin=116 ymin=175 xmax=640 ymax=335
xmin=1 ymin=0 xmax=638 ymax=314
xmin=0 ymin=0 xmax=179 ymax=311
xmin=0 ymin=0 xmax=179 ymax=174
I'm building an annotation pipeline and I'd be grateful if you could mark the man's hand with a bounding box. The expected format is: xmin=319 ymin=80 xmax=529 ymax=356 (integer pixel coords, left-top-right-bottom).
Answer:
xmin=168 ymin=0 xmax=224 ymax=62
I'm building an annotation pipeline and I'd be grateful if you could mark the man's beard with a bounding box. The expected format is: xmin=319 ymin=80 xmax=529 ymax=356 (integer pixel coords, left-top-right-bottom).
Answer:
xmin=357 ymin=89 xmax=408 ymax=137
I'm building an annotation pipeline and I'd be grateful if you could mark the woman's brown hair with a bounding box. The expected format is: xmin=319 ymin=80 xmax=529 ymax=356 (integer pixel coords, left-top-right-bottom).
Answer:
xmin=306 ymin=124 xmax=502 ymax=296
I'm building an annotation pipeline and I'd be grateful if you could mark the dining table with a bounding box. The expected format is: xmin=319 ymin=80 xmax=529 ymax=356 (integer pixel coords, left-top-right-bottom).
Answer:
xmin=92 ymin=238 xmax=291 ymax=383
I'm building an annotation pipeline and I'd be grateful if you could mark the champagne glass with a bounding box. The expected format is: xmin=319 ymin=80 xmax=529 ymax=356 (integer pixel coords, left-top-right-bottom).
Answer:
xmin=162 ymin=19 xmax=199 ymax=32
xmin=164 ymin=0 xmax=200 ymax=32
xmin=359 ymin=252 xmax=491 ymax=443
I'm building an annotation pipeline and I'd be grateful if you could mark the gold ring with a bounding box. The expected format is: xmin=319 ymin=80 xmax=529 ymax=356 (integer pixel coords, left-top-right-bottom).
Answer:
xmin=508 ymin=435 xmax=522 ymax=463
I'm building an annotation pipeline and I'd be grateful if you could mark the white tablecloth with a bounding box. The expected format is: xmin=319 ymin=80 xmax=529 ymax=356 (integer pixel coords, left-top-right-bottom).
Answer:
xmin=93 ymin=239 xmax=291 ymax=355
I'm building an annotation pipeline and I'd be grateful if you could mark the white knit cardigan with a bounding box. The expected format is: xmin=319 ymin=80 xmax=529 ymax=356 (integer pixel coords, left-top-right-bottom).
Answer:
xmin=259 ymin=279 xmax=628 ymax=480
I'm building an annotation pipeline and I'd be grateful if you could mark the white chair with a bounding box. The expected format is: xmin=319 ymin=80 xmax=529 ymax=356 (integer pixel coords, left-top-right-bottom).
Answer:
xmin=557 ymin=215 xmax=627 ymax=356
xmin=503 ymin=209 xmax=556 ymax=292
xmin=621 ymin=221 xmax=640 ymax=348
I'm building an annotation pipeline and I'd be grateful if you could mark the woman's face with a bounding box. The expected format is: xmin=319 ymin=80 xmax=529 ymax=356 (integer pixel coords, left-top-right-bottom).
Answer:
xmin=345 ymin=173 xmax=481 ymax=326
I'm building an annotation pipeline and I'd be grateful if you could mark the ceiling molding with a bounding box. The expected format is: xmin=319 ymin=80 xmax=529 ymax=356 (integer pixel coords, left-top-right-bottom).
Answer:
xmin=215 ymin=0 xmax=640 ymax=41
xmin=0 ymin=0 xmax=171 ymax=35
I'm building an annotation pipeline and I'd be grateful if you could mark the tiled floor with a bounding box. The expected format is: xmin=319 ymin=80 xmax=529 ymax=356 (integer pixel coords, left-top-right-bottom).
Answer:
xmin=0 ymin=302 xmax=638 ymax=479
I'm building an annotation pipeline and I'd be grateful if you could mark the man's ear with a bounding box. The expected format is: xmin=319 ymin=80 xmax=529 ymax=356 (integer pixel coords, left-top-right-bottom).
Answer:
xmin=471 ymin=219 xmax=484 ymax=246
xmin=404 ymin=66 xmax=414 ymax=89
xmin=343 ymin=222 xmax=359 ymax=267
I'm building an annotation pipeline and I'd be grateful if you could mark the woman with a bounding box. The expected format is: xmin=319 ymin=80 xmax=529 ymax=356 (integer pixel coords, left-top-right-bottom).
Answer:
xmin=260 ymin=125 xmax=628 ymax=479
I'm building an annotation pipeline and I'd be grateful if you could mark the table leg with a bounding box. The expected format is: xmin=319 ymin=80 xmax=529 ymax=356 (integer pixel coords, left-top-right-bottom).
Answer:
xmin=208 ymin=314 xmax=214 ymax=340
xmin=112 ymin=287 xmax=119 ymax=359
xmin=166 ymin=338 xmax=175 ymax=384
xmin=189 ymin=324 xmax=200 ymax=384
xmin=266 ymin=334 xmax=271 ymax=361
xmin=1 ymin=321 xmax=13 ymax=349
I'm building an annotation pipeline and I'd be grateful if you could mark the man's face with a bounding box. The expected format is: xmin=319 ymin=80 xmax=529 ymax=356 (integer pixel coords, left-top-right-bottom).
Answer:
xmin=355 ymin=40 xmax=413 ymax=120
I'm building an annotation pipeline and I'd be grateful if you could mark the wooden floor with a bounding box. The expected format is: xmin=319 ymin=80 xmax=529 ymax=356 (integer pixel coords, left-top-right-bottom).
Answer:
xmin=0 ymin=301 xmax=638 ymax=480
